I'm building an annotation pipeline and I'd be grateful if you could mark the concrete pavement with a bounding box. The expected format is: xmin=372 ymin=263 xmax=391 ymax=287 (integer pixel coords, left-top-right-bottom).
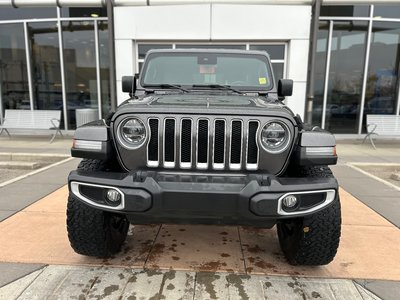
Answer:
xmin=0 ymin=135 xmax=72 ymax=155
xmin=0 ymin=136 xmax=399 ymax=299
xmin=0 ymin=265 xmax=381 ymax=300
xmin=0 ymin=158 xmax=79 ymax=222
xmin=1 ymin=187 xmax=400 ymax=281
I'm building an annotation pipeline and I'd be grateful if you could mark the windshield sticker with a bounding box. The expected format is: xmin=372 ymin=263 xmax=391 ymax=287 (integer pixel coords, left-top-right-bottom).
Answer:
xmin=259 ymin=77 xmax=267 ymax=85
xmin=199 ymin=65 xmax=216 ymax=74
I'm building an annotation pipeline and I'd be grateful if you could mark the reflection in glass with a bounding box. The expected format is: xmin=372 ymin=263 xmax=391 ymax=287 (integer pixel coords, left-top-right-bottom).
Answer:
xmin=176 ymin=44 xmax=246 ymax=50
xmin=28 ymin=22 xmax=63 ymax=121
xmin=98 ymin=21 xmax=110 ymax=119
xmin=62 ymin=21 xmax=97 ymax=129
xmin=61 ymin=7 xmax=107 ymax=18
xmin=325 ymin=21 xmax=368 ymax=133
xmin=363 ymin=22 xmax=400 ymax=131
xmin=249 ymin=45 xmax=285 ymax=60
xmin=0 ymin=7 xmax=56 ymax=21
xmin=374 ymin=5 xmax=400 ymax=19
xmin=272 ymin=63 xmax=284 ymax=81
xmin=0 ymin=23 xmax=29 ymax=116
xmin=312 ymin=21 xmax=330 ymax=127
xmin=138 ymin=44 xmax=173 ymax=59
xmin=320 ymin=5 xmax=369 ymax=17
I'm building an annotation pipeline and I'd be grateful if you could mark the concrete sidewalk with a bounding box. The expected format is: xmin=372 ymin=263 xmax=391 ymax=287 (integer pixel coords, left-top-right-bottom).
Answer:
xmin=0 ymin=265 xmax=380 ymax=300
xmin=0 ymin=136 xmax=72 ymax=155
xmin=1 ymin=187 xmax=400 ymax=281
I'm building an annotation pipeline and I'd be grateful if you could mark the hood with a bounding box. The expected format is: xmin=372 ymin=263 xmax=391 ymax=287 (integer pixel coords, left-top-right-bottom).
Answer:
xmin=119 ymin=93 xmax=290 ymax=111
xmin=113 ymin=93 xmax=296 ymax=123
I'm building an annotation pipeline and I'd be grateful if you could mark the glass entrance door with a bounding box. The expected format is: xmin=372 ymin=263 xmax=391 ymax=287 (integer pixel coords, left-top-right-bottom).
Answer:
xmin=62 ymin=21 xmax=98 ymax=130
xmin=28 ymin=22 xmax=63 ymax=125
xmin=363 ymin=21 xmax=400 ymax=131
xmin=324 ymin=21 xmax=368 ymax=133
xmin=0 ymin=23 xmax=29 ymax=118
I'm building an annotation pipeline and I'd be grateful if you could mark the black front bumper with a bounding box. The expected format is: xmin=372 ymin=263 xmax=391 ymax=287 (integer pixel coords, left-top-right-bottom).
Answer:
xmin=68 ymin=170 xmax=338 ymax=227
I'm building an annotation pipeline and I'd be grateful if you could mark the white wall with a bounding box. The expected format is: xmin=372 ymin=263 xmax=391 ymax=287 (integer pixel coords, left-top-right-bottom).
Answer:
xmin=114 ymin=4 xmax=311 ymax=118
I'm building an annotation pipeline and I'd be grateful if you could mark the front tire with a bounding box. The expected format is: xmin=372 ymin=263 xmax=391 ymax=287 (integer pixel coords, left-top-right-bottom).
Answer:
xmin=277 ymin=166 xmax=341 ymax=265
xmin=67 ymin=159 xmax=129 ymax=258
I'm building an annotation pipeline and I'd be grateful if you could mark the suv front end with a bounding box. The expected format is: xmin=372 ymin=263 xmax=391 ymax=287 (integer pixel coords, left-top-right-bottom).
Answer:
xmin=67 ymin=49 xmax=340 ymax=265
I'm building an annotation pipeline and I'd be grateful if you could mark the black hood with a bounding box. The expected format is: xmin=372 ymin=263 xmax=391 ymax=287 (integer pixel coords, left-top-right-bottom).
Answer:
xmin=118 ymin=93 xmax=293 ymax=114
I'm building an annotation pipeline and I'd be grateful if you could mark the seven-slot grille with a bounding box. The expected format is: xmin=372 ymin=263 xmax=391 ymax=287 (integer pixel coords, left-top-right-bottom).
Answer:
xmin=147 ymin=117 xmax=259 ymax=170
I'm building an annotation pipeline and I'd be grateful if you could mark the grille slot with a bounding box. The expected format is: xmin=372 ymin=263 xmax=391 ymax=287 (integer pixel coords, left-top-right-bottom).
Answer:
xmin=197 ymin=119 xmax=209 ymax=167
xmin=180 ymin=119 xmax=192 ymax=166
xmin=214 ymin=120 xmax=225 ymax=166
xmin=148 ymin=119 xmax=159 ymax=164
xmin=247 ymin=121 xmax=259 ymax=167
xmin=164 ymin=119 xmax=175 ymax=166
xmin=230 ymin=121 xmax=242 ymax=168
xmin=146 ymin=116 xmax=260 ymax=170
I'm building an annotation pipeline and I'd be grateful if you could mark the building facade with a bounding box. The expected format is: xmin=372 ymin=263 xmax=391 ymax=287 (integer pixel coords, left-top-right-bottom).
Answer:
xmin=0 ymin=1 xmax=400 ymax=134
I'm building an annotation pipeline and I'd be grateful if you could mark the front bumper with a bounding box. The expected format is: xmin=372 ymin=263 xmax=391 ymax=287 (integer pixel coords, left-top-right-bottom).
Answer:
xmin=68 ymin=170 xmax=338 ymax=227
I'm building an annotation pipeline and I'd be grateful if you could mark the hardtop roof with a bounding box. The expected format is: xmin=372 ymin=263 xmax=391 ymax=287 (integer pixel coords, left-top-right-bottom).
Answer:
xmin=145 ymin=48 xmax=271 ymax=59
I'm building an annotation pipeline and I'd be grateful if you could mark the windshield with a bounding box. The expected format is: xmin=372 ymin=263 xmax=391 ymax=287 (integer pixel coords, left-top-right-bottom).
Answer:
xmin=141 ymin=52 xmax=274 ymax=91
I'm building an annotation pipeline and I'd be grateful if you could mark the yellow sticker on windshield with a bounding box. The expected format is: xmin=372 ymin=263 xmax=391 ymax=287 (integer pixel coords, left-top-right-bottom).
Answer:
xmin=259 ymin=77 xmax=267 ymax=85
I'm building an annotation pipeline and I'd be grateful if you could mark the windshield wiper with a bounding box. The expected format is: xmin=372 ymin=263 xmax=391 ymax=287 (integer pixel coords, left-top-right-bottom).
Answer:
xmin=191 ymin=84 xmax=244 ymax=95
xmin=145 ymin=84 xmax=189 ymax=93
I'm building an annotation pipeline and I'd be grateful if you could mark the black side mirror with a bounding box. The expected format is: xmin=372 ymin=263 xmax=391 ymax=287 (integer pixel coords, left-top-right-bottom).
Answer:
xmin=122 ymin=75 xmax=136 ymax=96
xmin=277 ymin=79 xmax=293 ymax=99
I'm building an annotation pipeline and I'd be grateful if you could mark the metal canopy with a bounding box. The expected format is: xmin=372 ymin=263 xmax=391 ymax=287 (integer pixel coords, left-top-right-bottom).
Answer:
xmin=1 ymin=0 xmax=400 ymax=8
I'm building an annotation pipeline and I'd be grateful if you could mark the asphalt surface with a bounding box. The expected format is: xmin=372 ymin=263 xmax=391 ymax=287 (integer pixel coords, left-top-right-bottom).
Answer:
xmin=0 ymin=169 xmax=29 ymax=184
xmin=0 ymin=158 xmax=79 ymax=223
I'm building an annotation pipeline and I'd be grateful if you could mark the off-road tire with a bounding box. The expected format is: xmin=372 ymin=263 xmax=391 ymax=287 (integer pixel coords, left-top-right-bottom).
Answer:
xmin=277 ymin=166 xmax=341 ymax=265
xmin=67 ymin=159 xmax=129 ymax=258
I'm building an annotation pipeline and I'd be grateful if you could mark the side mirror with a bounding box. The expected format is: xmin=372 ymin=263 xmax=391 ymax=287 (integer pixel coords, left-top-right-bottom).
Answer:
xmin=277 ymin=79 xmax=293 ymax=99
xmin=122 ymin=75 xmax=136 ymax=96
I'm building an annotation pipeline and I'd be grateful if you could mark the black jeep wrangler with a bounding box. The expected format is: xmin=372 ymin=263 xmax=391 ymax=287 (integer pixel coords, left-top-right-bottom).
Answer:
xmin=67 ymin=49 xmax=340 ymax=265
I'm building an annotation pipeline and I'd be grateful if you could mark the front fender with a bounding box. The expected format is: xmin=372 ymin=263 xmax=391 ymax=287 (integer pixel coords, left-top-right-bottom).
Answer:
xmin=71 ymin=119 xmax=114 ymax=160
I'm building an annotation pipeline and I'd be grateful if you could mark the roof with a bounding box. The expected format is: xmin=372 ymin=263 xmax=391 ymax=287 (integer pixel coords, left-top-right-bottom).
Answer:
xmin=145 ymin=48 xmax=271 ymax=58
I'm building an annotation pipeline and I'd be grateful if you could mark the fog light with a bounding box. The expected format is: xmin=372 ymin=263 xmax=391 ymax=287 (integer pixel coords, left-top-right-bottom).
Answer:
xmin=106 ymin=189 xmax=121 ymax=203
xmin=282 ymin=195 xmax=298 ymax=208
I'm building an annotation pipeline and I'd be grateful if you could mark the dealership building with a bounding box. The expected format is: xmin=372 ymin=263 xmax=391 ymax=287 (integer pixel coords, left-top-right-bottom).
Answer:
xmin=0 ymin=0 xmax=400 ymax=134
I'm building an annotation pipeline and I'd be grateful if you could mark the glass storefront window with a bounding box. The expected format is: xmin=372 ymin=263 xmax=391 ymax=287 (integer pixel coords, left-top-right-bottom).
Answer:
xmin=0 ymin=7 xmax=56 ymax=21
xmin=176 ymin=44 xmax=246 ymax=50
xmin=28 ymin=22 xmax=63 ymax=123
xmin=249 ymin=45 xmax=286 ymax=79
xmin=61 ymin=7 xmax=107 ymax=18
xmin=312 ymin=21 xmax=330 ymax=128
xmin=98 ymin=21 xmax=110 ymax=119
xmin=363 ymin=22 xmax=400 ymax=131
xmin=138 ymin=44 xmax=173 ymax=60
xmin=62 ymin=21 xmax=97 ymax=130
xmin=249 ymin=45 xmax=285 ymax=60
xmin=374 ymin=6 xmax=400 ymax=19
xmin=271 ymin=63 xmax=284 ymax=81
xmin=0 ymin=23 xmax=29 ymax=117
xmin=321 ymin=5 xmax=370 ymax=17
xmin=1 ymin=8 xmax=108 ymax=130
xmin=325 ymin=21 xmax=368 ymax=134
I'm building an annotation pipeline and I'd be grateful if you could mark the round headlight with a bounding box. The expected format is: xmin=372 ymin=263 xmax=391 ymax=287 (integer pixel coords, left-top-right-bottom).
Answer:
xmin=118 ymin=118 xmax=146 ymax=149
xmin=260 ymin=121 xmax=290 ymax=153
